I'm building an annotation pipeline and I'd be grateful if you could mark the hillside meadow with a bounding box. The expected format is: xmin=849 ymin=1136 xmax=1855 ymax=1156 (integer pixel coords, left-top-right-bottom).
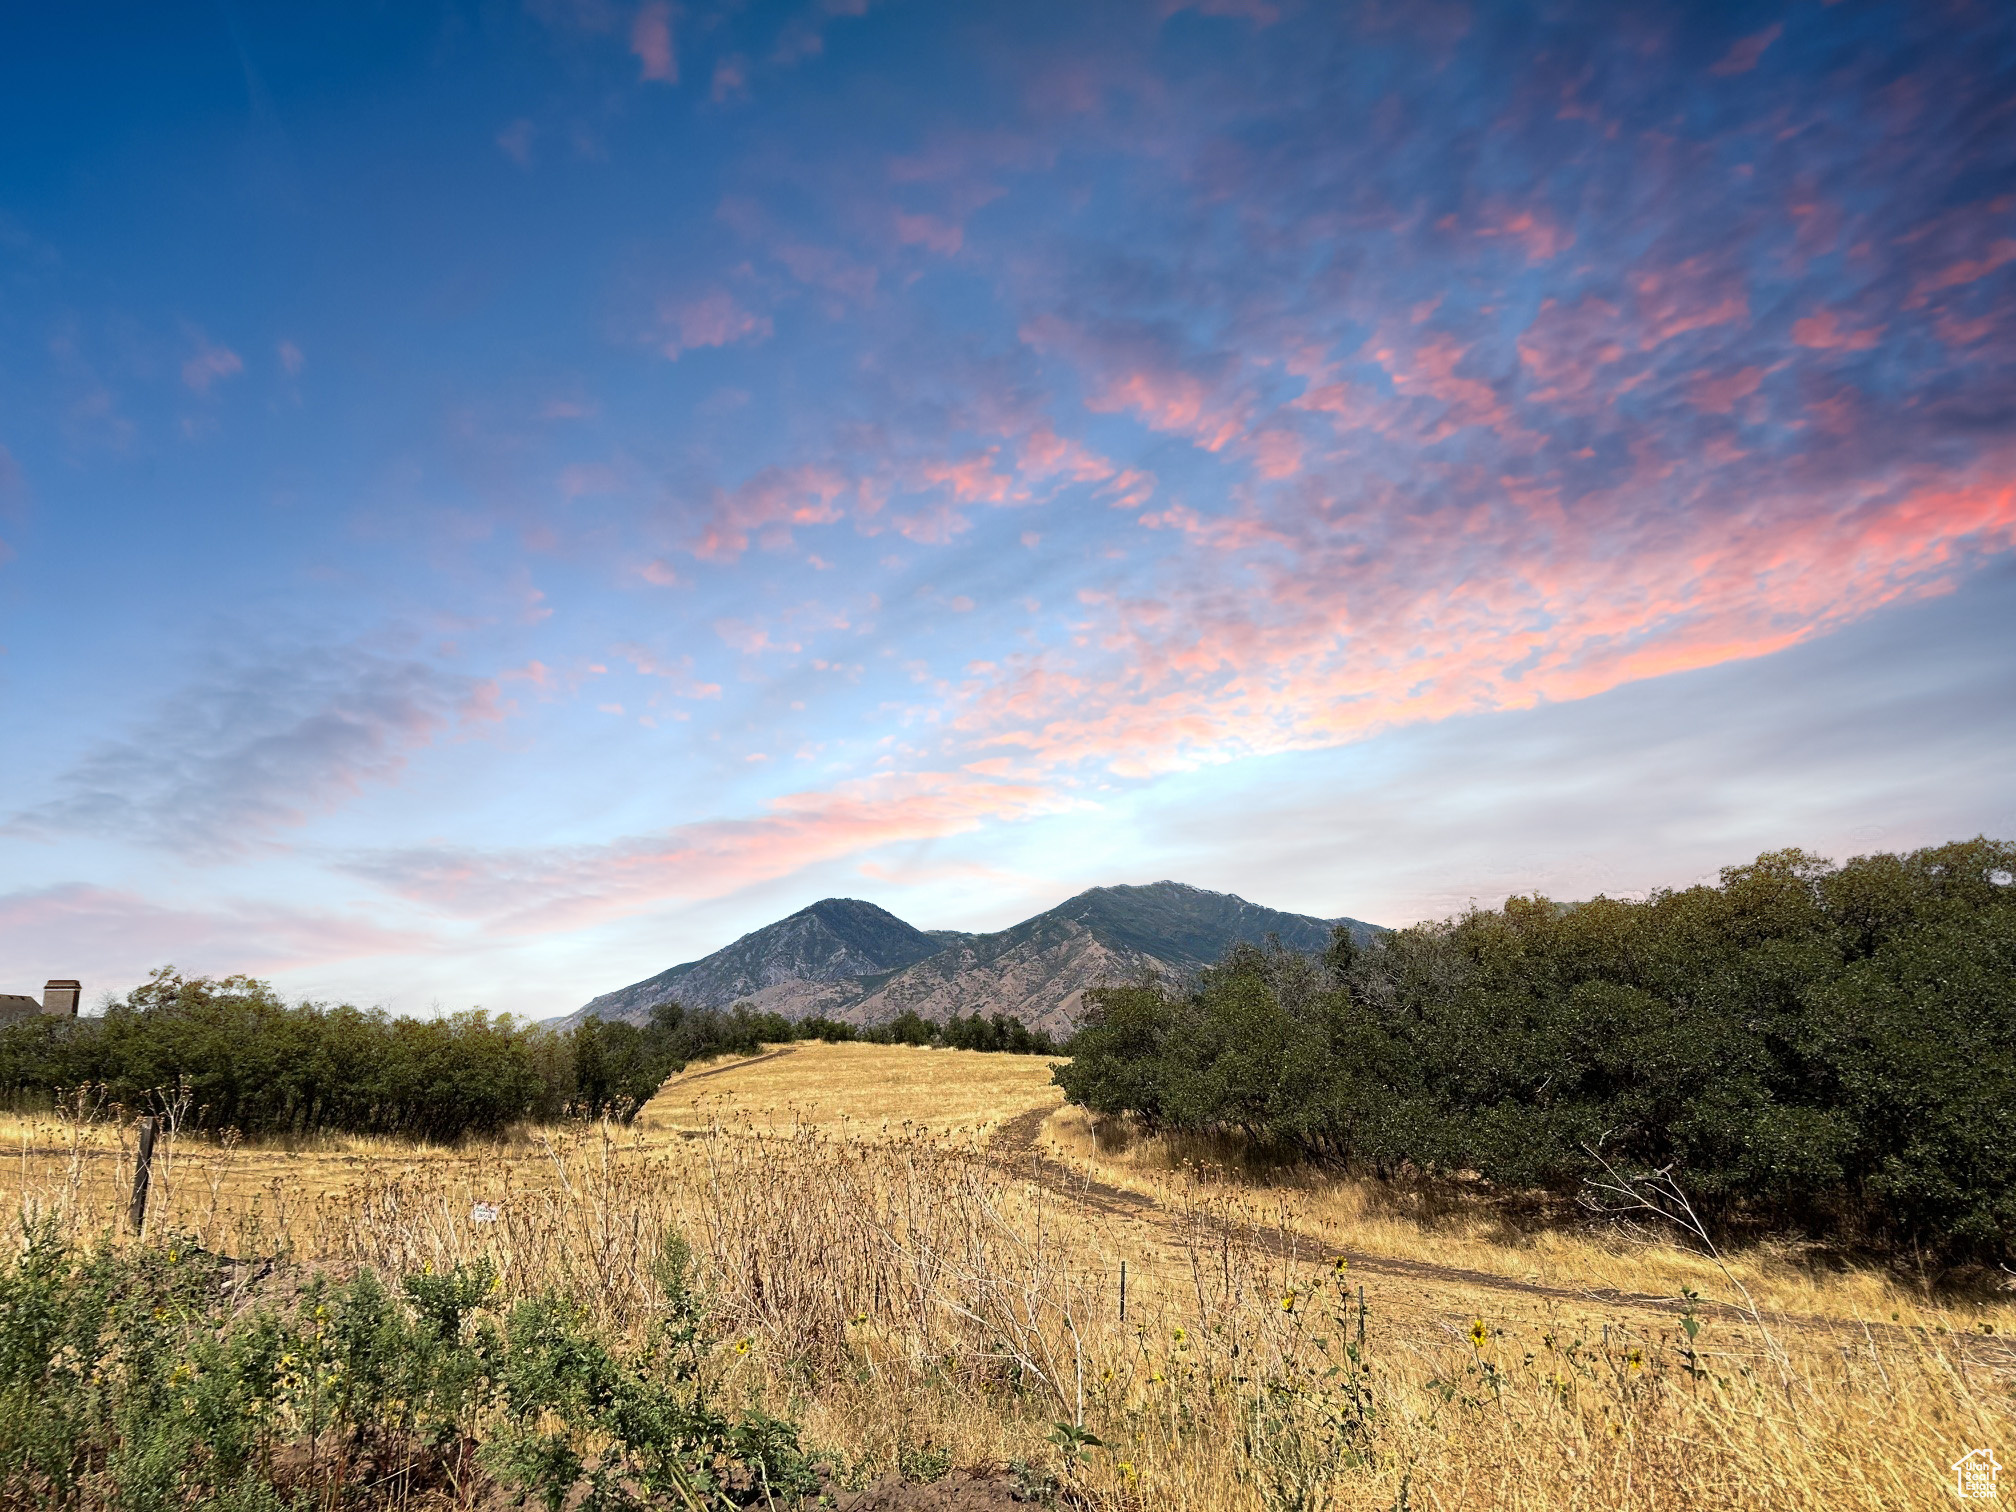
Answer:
xmin=4 ymin=1040 xmax=2011 ymax=1510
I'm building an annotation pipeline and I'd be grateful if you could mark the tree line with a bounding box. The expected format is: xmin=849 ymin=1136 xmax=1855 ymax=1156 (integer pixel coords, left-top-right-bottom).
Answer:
xmin=1056 ymin=839 xmax=2016 ymax=1269
xmin=0 ymin=971 xmax=1055 ymax=1143
xmin=569 ymin=1002 xmax=1056 ymax=1111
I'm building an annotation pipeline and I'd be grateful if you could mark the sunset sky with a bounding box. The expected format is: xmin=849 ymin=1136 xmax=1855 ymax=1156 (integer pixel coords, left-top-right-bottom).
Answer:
xmin=2 ymin=0 xmax=2012 ymax=1018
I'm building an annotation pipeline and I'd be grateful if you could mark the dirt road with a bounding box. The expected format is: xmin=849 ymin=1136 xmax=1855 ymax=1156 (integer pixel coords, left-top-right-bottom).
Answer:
xmin=983 ymin=1104 xmax=2013 ymax=1361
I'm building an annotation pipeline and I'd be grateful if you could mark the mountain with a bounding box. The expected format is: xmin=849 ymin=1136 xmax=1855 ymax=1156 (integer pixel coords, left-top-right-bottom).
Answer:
xmin=557 ymin=898 xmax=946 ymax=1028
xmin=849 ymin=882 xmax=1380 ymax=1037
xmin=560 ymin=882 xmax=1384 ymax=1035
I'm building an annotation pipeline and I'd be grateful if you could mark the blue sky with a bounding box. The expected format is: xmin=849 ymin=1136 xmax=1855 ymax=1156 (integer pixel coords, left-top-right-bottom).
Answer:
xmin=2 ymin=0 xmax=2012 ymax=1017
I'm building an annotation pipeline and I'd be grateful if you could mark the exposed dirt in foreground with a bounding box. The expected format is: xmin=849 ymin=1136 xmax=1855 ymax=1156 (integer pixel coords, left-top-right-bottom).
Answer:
xmin=982 ymin=1105 xmax=2016 ymax=1363
xmin=983 ymin=1105 xmax=1639 ymax=1307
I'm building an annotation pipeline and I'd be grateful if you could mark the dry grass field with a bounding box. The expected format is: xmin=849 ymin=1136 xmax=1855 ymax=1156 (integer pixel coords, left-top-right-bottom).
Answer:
xmin=640 ymin=1040 xmax=1067 ymax=1140
xmin=4 ymin=1041 xmax=2012 ymax=1510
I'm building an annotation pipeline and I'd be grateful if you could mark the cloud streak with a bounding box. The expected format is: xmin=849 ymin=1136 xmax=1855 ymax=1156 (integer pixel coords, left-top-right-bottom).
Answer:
xmin=346 ymin=770 xmax=1082 ymax=931
xmin=11 ymin=647 xmax=504 ymax=857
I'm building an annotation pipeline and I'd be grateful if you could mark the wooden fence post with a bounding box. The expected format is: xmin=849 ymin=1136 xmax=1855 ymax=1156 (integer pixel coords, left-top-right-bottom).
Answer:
xmin=128 ymin=1115 xmax=156 ymax=1236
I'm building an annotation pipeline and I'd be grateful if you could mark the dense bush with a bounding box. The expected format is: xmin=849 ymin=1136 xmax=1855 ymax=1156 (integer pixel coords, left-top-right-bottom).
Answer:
xmin=0 ymin=969 xmax=1057 ymax=1142
xmin=0 ymin=972 xmax=570 ymax=1143
xmin=0 ymin=1226 xmax=818 ymax=1510
xmin=1056 ymin=839 xmax=2016 ymax=1269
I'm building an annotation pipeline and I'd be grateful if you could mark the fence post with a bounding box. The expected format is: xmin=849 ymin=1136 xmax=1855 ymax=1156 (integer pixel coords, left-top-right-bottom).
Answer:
xmin=1119 ymin=1260 xmax=1127 ymax=1321
xmin=129 ymin=1115 xmax=157 ymax=1236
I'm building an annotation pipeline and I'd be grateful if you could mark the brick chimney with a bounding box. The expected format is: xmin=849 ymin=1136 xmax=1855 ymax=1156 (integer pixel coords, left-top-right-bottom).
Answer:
xmin=42 ymin=980 xmax=80 ymax=1017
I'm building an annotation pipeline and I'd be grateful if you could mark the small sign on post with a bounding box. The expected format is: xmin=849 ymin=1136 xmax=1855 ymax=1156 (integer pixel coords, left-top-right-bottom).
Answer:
xmin=129 ymin=1115 xmax=157 ymax=1236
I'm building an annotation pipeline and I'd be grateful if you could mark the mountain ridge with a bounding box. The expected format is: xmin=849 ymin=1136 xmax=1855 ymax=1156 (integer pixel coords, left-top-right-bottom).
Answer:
xmin=563 ymin=897 xmax=946 ymax=1027
xmin=554 ymin=881 xmax=1385 ymax=1037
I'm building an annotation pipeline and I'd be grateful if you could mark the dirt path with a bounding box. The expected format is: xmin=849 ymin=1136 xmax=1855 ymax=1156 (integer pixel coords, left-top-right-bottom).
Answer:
xmin=983 ymin=1106 xmax=1648 ymax=1310
xmin=675 ymin=1044 xmax=800 ymax=1083
xmin=983 ymin=1105 xmax=2015 ymax=1358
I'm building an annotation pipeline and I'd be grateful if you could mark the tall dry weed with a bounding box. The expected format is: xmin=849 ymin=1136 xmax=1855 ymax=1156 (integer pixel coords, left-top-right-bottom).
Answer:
xmin=2 ymin=1098 xmax=2009 ymax=1509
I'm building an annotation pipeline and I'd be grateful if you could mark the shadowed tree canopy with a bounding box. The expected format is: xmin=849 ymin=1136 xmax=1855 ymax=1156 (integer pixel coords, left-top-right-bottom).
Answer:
xmin=0 ymin=973 xmax=1056 ymax=1143
xmin=1057 ymin=839 xmax=2016 ymax=1270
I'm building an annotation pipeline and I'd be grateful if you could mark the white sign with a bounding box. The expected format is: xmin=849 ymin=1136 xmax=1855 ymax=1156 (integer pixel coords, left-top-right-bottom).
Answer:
xmin=1955 ymin=1447 xmax=2001 ymax=1500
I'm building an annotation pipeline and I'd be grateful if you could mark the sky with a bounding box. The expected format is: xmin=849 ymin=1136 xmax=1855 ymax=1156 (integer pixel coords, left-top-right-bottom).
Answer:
xmin=1 ymin=0 xmax=2012 ymax=1019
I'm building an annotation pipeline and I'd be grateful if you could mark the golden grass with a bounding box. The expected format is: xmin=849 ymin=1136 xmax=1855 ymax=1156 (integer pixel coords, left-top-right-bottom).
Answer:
xmin=1037 ymin=1104 xmax=2016 ymax=1335
xmin=3 ymin=1043 xmax=2011 ymax=1510
xmin=639 ymin=1040 xmax=1066 ymax=1140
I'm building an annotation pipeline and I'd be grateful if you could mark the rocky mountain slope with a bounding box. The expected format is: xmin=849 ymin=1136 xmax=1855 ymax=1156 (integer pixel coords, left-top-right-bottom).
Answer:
xmin=559 ymin=881 xmax=1384 ymax=1037
xmin=848 ymin=883 xmax=1376 ymax=1037
xmin=557 ymin=898 xmax=945 ymax=1028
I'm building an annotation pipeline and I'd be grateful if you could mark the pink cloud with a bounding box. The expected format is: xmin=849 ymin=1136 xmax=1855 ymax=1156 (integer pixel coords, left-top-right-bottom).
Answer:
xmin=1906 ymin=237 xmax=2016 ymax=309
xmin=774 ymin=240 xmax=877 ymax=301
xmin=1016 ymin=424 xmax=1119 ymax=486
xmin=656 ymin=290 xmax=772 ymax=359
xmin=630 ymin=1 xmax=677 ymax=83
xmin=349 ymin=770 xmax=1076 ymax=931
xmin=181 ymin=340 xmax=244 ymax=393
xmin=1709 ymin=24 xmax=1781 ymax=78
xmin=1475 ymin=203 xmax=1575 ymax=263
xmin=1135 ymin=502 xmax=1289 ymax=553
xmin=1096 ymin=365 xmax=1245 ymax=448
xmin=689 ymin=464 xmax=848 ymax=560
xmin=1020 ymin=313 xmax=1249 ymax=451
xmin=1633 ymin=257 xmax=1750 ymax=347
xmin=943 ymin=450 xmax=2016 ymax=781
xmin=1791 ymin=309 xmax=1884 ymax=351
xmin=614 ymin=644 xmax=721 ymax=698
xmin=1246 ymin=428 xmax=1305 ymax=479
xmin=893 ymin=210 xmax=964 ymax=255
xmin=890 ymin=499 xmax=974 ymax=544
xmin=1293 ymin=376 xmax=1393 ymax=431
xmin=1376 ymin=332 xmax=1526 ymax=443
xmin=635 ymin=558 xmax=682 ymax=587
xmin=1934 ymin=309 xmax=2001 ymax=348
xmin=1687 ymin=364 xmax=1765 ymax=414
xmin=915 ymin=450 xmax=1015 ymax=505
xmin=1517 ymin=295 xmax=1629 ymax=408
xmin=714 ymin=617 xmax=799 ymax=655
xmin=1102 ymin=468 xmax=1157 ymax=509
xmin=712 ymin=55 xmax=749 ymax=102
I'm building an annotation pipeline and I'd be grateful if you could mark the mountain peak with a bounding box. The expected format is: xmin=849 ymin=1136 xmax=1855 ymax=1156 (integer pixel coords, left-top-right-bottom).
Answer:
xmin=559 ymin=882 xmax=1386 ymax=1034
xmin=560 ymin=895 xmax=944 ymax=1027
xmin=1047 ymin=880 xmax=1337 ymax=966
xmin=790 ymin=896 xmax=913 ymax=928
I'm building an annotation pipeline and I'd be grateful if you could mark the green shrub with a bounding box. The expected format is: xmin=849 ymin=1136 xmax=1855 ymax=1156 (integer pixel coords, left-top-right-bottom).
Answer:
xmin=0 ymin=1228 xmax=816 ymax=1510
xmin=1057 ymin=839 xmax=2016 ymax=1269
xmin=0 ymin=970 xmax=1058 ymax=1144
